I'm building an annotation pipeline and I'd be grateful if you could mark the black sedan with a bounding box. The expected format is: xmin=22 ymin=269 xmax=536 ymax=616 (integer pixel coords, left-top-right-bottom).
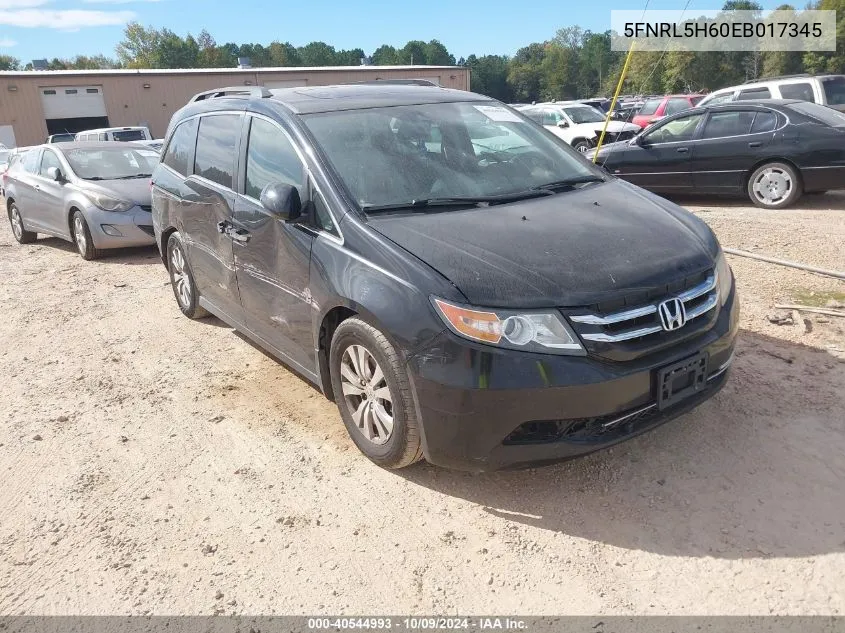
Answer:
xmin=595 ymin=99 xmax=845 ymax=209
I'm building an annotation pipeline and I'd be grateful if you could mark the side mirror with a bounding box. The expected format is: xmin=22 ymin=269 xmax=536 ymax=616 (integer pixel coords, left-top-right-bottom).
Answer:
xmin=46 ymin=166 xmax=64 ymax=182
xmin=260 ymin=182 xmax=301 ymax=221
xmin=631 ymin=135 xmax=644 ymax=146
xmin=557 ymin=120 xmax=569 ymax=129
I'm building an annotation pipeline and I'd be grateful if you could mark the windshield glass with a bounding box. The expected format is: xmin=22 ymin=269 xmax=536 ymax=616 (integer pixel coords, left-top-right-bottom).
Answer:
xmin=63 ymin=147 xmax=158 ymax=180
xmin=303 ymin=101 xmax=600 ymax=210
xmin=790 ymin=101 xmax=845 ymax=126
xmin=822 ymin=76 xmax=845 ymax=106
xmin=112 ymin=130 xmax=146 ymax=142
xmin=561 ymin=106 xmax=606 ymax=124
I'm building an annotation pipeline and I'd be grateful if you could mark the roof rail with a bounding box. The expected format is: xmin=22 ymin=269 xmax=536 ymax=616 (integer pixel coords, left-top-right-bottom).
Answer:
xmin=189 ymin=86 xmax=272 ymax=103
xmin=743 ymin=73 xmax=810 ymax=84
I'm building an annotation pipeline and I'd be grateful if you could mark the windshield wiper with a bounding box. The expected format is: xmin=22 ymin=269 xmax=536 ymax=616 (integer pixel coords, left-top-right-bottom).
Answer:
xmin=362 ymin=189 xmax=555 ymax=213
xmin=531 ymin=175 xmax=606 ymax=192
xmin=112 ymin=173 xmax=152 ymax=180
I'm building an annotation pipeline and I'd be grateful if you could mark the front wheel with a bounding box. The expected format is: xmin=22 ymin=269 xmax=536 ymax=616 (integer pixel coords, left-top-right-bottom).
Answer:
xmin=572 ymin=139 xmax=592 ymax=154
xmin=330 ymin=317 xmax=422 ymax=469
xmin=72 ymin=210 xmax=99 ymax=260
xmin=747 ymin=162 xmax=802 ymax=209
xmin=8 ymin=202 xmax=37 ymax=244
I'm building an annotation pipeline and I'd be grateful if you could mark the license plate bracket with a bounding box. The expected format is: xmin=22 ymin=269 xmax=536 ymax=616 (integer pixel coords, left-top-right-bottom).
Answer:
xmin=657 ymin=352 xmax=708 ymax=410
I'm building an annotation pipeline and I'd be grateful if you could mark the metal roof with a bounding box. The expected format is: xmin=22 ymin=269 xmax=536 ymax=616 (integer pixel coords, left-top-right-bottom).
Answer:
xmin=0 ymin=65 xmax=462 ymax=78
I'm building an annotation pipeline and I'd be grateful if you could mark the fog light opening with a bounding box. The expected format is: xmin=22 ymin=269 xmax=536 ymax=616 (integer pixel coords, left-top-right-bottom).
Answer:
xmin=100 ymin=224 xmax=123 ymax=237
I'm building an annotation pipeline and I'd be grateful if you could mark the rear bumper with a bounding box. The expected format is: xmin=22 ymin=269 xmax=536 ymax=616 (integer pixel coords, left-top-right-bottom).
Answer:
xmin=87 ymin=206 xmax=155 ymax=249
xmin=801 ymin=166 xmax=845 ymax=193
xmin=406 ymin=282 xmax=739 ymax=472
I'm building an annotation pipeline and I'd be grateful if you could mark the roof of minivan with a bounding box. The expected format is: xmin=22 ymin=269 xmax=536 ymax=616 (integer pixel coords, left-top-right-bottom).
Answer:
xmin=76 ymin=127 xmax=148 ymax=134
xmin=266 ymin=84 xmax=492 ymax=114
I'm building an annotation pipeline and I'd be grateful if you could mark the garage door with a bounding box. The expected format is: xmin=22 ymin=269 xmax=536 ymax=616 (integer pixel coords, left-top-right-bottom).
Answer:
xmin=263 ymin=79 xmax=307 ymax=89
xmin=40 ymin=85 xmax=107 ymax=119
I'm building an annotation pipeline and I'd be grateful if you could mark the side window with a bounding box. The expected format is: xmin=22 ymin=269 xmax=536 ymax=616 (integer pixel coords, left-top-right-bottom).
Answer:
xmin=524 ymin=109 xmax=544 ymax=125
xmin=98 ymin=133 xmax=107 ymax=141
xmin=194 ymin=114 xmax=240 ymax=189
xmin=750 ymin=110 xmax=777 ymax=134
xmin=701 ymin=111 xmax=755 ymax=139
xmin=707 ymin=93 xmax=735 ymax=105
xmin=162 ymin=118 xmax=198 ymax=177
xmin=737 ymin=87 xmax=771 ymax=100
xmin=244 ymin=117 xmax=305 ymax=200
xmin=39 ymin=150 xmax=62 ymax=176
xmin=22 ymin=151 xmax=40 ymax=173
xmin=778 ymin=82 xmax=814 ymax=102
xmin=664 ymin=97 xmax=693 ymax=115
xmin=311 ymin=190 xmax=338 ymax=236
xmin=643 ymin=113 xmax=704 ymax=144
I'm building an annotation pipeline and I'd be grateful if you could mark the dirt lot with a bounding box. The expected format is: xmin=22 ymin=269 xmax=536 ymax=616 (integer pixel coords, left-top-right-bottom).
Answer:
xmin=0 ymin=193 xmax=843 ymax=616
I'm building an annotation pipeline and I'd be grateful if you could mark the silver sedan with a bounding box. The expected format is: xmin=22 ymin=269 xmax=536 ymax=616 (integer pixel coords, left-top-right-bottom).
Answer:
xmin=4 ymin=142 xmax=159 ymax=259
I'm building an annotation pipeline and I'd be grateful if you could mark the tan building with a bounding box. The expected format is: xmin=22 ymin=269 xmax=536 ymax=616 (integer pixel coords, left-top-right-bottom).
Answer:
xmin=0 ymin=65 xmax=470 ymax=147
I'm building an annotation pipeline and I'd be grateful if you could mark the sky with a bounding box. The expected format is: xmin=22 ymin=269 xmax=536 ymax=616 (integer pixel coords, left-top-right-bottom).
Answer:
xmin=0 ymin=0 xmax=790 ymax=65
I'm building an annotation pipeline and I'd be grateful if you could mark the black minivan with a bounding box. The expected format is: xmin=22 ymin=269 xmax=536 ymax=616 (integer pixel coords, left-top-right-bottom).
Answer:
xmin=151 ymin=84 xmax=738 ymax=472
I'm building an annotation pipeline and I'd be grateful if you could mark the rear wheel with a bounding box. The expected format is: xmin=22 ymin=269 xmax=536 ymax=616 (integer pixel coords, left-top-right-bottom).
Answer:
xmin=8 ymin=202 xmax=36 ymax=244
xmin=330 ymin=317 xmax=422 ymax=469
xmin=72 ymin=210 xmax=99 ymax=260
xmin=747 ymin=162 xmax=802 ymax=209
xmin=166 ymin=232 xmax=208 ymax=319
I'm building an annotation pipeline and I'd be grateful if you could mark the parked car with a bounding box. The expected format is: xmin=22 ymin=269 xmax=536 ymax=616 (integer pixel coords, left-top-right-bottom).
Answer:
xmin=151 ymin=84 xmax=737 ymax=472
xmin=518 ymin=102 xmax=641 ymax=152
xmin=46 ymin=133 xmax=76 ymax=143
xmin=4 ymin=142 xmax=158 ymax=258
xmin=632 ymin=94 xmax=705 ymax=128
xmin=75 ymin=126 xmax=153 ymax=142
xmin=595 ymin=99 xmax=845 ymax=209
xmin=1 ymin=146 xmax=34 ymax=197
xmin=698 ymin=74 xmax=845 ymax=112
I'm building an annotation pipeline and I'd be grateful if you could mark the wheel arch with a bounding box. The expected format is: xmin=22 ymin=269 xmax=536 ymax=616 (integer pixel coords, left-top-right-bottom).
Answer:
xmin=745 ymin=157 xmax=804 ymax=192
xmin=159 ymin=226 xmax=178 ymax=269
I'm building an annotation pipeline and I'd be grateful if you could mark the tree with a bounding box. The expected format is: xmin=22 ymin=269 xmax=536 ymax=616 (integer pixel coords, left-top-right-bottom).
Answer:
xmin=152 ymin=29 xmax=200 ymax=68
xmin=0 ymin=55 xmax=19 ymax=71
xmin=371 ymin=45 xmax=399 ymax=65
xmin=297 ymin=41 xmax=338 ymax=66
xmin=268 ymin=41 xmax=300 ymax=67
xmin=507 ymin=43 xmax=547 ymax=101
xmin=424 ymin=40 xmax=455 ymax=65
xmin=803 ymin=0 xmax=845 ymax=74
xmin=116 ymin=22 xmax=161 ymax=68
xmin=465 ymin=54 xmax=511 ymax=101
xmin=399 ymin=40 xmax=428 ymax=65
xmin=540 ymin=43 xmax=577 ymax=100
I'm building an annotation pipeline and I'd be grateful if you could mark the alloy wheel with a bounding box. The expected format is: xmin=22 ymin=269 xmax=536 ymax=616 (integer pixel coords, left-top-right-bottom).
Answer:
xmin=10 ymin=207 xmax=23 ymax=240
xmin=752 ymin=167 xmax=792 ymax=206
xmin=73 ymin=215 xmax=87 ymax=256
xmin=339 ymin=344 xmax=394 ymax=445
xmin=170 ymin=243 xmax=192 ymax=309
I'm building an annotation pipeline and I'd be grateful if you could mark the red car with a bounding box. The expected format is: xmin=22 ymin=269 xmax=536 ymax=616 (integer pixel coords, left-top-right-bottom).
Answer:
xmin=632 ymin=94 xmax=705 ymax=128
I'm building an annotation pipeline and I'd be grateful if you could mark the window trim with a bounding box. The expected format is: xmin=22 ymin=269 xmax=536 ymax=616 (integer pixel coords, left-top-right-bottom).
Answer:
xmin=238 ymin=112 xmax=343 ymax=243
xmin=192 ymin=112 xmax=243 ymax=191
xmin=160 ymin=113 xmax=206 ymax=179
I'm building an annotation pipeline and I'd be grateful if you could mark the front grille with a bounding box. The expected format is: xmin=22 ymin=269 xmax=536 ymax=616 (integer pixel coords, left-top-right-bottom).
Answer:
xmin=503 ymin=360 xmax=730 ymax=446
xmin=137 ymin=224 xmax=155 ymax=236
xmin=565 ymin=269 xmax=719 ymax=362
xmin=139 ymin=205 xmax=152 ymax=212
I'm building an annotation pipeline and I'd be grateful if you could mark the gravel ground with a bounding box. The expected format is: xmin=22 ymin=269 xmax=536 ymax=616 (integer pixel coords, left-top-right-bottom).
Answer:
xmin=0 ymin=193 xmax=843 ymax=616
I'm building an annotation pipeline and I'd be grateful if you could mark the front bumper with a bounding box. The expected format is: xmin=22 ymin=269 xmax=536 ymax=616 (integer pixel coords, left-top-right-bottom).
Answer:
xmin=406 ymin=283 xmax=739 ymax=472
xmin=86 ymin=206 xmax=155 ymax=249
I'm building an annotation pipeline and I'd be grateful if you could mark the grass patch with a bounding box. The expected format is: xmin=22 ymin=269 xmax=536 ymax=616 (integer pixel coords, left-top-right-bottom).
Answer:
xmin=791 ymin=288 xmax=845 ymax=307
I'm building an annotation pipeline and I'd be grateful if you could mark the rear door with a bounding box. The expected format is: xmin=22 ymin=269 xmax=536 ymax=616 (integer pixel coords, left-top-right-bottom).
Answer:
xmin=181 ymin=113 xmax=244 ymax=318
xmin=616 ymin=112 xmax=704 ymax=191
xmin=229 ymin=114 xmax=317 ymax=375
xmin=691 ymin=107 xmax=777 ymax=192
xmin=14 ymin=150 xmax=44 ymax=229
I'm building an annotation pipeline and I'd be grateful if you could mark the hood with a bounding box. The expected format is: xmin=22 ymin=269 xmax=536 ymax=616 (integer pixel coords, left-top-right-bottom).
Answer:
xmin=84 ymin=178 xmax=152 ymax=205
xmin=570 ymin=120 xmax=640 ymax=137
xmin=367 ymin=180 xmax=717 ymax=308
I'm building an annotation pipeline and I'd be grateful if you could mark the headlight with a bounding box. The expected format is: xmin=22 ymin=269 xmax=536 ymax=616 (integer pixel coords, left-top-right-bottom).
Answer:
xmin=715 ymin=250 xmax=732 ymax=306
xmin=84 ymin=190 xmax=134 ymax=213
xmin=432 ymin=297 xmax=585 ymax=355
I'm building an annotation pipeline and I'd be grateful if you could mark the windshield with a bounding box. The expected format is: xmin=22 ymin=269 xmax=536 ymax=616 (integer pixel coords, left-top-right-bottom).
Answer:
xmin=303 ymin=101 xmax=601 ymax=210
xmin=112 ymin=130 xmax=146 ymax=142
xmin=822 ymin=76 xmax=845 ymax=106
xmin=63 ymin=147 xmax=158 ymax=180
xmin=790 ymin=101 xmax=845 ymax=126
xmin=561 ymin=106 xmax=606 ymax=124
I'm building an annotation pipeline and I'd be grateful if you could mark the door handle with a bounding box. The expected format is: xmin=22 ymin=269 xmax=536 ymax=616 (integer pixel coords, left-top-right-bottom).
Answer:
xmin=676 ymin=147 xmax=689 ymax=153
xmin=748 ymin=141 xmax=762 ymax=148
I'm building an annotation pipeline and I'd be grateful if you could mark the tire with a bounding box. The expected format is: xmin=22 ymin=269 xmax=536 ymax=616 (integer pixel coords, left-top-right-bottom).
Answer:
xmin=329 ymin=317 xmax=423 ymax=469
xmin=71 ymin=209 xmax=100 ymax=260
xmin=572 ymin=139 xmax=592 ymax=154
xmin=747 ymin=162 xmax=802 ymax=209
xmin=8 ymin=202 xmax=36 ymax=244
xmin=166 ymin=232 xmax=209 ymax=319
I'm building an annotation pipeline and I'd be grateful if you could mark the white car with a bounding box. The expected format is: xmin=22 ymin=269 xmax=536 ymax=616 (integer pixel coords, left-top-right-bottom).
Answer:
xmin=698 ymin=74 xmax=845 ymax=112
xmin=518 ymin=103 xmax=641 ymax=153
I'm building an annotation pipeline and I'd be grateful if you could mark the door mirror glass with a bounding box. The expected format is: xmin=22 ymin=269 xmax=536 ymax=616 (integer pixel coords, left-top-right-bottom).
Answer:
xmin=47 ymin=166 xmax=63 ymax=182
xmin=260 ymin=183 xmax=301 ymax=220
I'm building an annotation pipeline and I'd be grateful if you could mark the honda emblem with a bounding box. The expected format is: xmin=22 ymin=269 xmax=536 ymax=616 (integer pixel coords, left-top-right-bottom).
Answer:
xmin=658 ymin=298 xmax=687 ymax=331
